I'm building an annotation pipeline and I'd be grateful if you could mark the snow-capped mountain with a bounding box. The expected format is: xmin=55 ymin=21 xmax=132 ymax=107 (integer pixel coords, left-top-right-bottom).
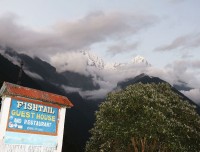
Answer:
xmin=58 ymin=50 xmax=150 ymax=72
xmin=1 ymin=47 xmax=197 ymax=105
xmin=105 ymin=55 xmax=151 ymax=70
xmin=79 ymin=50 xmax=151 ymax=71
xmin=81 ymin=50 xmax=105 ymax=70
xmin=131 ymin=55 xmax=151 ymax=66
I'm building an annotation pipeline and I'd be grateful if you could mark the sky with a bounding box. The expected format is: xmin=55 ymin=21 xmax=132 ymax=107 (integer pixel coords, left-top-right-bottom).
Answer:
xmin=0 ymin=0 xmax=199 ymax=102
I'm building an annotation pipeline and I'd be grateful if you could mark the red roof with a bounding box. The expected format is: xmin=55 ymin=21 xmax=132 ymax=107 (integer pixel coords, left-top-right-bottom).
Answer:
xmin=0 ymin=82 xmax=73 ymax=107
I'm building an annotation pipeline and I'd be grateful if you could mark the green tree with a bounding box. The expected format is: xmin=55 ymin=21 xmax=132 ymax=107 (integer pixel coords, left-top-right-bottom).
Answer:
xmin=86 ymin=83 xmax=200 ymax=152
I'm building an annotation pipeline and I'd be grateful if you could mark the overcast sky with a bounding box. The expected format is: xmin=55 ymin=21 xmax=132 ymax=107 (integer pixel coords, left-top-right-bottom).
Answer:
xmin=0 ymin=0 xmax=199 ymax=102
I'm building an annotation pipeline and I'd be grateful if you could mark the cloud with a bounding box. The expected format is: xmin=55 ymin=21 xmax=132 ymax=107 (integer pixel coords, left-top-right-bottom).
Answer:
xmin=55 ymin=11 xmax=157 ymax=45
xmin=0 ymin=11 xmax=157 ymax=59
xmin=0 ymin=13 xmax=61 ymax=57
xmin=61 ymin=85 xmax=82 ymax=94
xmin=58 ymin=52 xmax=151 ymax=99
xmin=80 ymin=88 xmax=112 ymax=100
xmin=191 ymin=60 xmax=200 ymax=69
xmin=0 ymin=49 xmax=44 ymax=80
xmin=154 ymin=33 xmax=200 ymax=52
xmin=49 ymin=52 xmax=89 ymax=74
xmin=146 ymin=59 xmax=200 ymax=89
xmin=0 ymin=48 xmax=20 ymax=66
xmin=12 ymin=48 xmax=198 ymax=101
xmin=89 ymin=61 xmax=150 ymax=99
xmin=62 ymin=67 xmax=144 ymax=100
xmin=24 ymin=70 xmax=44 ymax=80
xmin=168 ymin=0 xmax=187 ymax=3
xmin=181 ymin=89 xmax=200 ymax=105
xmin=145 ymin=61 xmax=200 ymax=104
xmin=79 ymin=79 xmax=116 ymax=100
xmin=107 ymin=41 xmax=139 ymax=55
xmin=61 ymin=80 xmax=115 ymax=100
xmin=66 ymin=57 xmax=200 ymax=100
xmin=53 ymin=50 xmax=199 ymax=100
xmin=102 ymin=63 xmax=149 ymax=83
xmin=181 ymin=53 xmax=193 ymax=59
xmin=1 ymin=12 xmax=199 ymax=102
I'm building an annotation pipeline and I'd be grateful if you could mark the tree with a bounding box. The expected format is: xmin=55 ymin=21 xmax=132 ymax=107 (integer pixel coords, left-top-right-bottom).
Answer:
xmin=86 ymin=83 xmax=200 ymax=152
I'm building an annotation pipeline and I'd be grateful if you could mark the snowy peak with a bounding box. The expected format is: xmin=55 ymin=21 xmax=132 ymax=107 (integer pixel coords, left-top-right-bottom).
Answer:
xmin=131 ymin=55 xmax=151 ymax=66
xmin=81 ymin=50 xmax=105 ymax=70
xmin=105 ymin=55 xmax=151 ymax=70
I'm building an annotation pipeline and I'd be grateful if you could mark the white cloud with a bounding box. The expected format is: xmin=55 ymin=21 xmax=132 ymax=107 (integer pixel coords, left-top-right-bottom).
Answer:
xmin=107 ymin=41 xmax=139 ymax=55
xmin=58 ymin=54 xmax=151 ymax=99
xmin=146 ymin=59 xmax=200 ymax=89
xmin=0 ymin=11 xmax=157 ymax=60
xmin=168 ymin=0 xmax=187 ymax=3
xmin=61 ymin=85 xmax=82 ymax=93
xmin=62 ymin=82 xmax=115 ymax=100
xmin=1 ymin=12 xmax=199 ymax=102
xmin=154 ymin=33 xmax=200 ymax=52
xmin=51 ymin=51 xmax=200 ymax=100
xmin=181 ymin=89 xmax=200 ymax=105
xmin=50 ymin=52 xmax=89 ymax=75
xmin=80 ymin=88 xmax=112 ymax=100
xmin=0 ymin=49 xmax=20 ymax=66
xmin=24 ymin=70 xmax=44 ymax=80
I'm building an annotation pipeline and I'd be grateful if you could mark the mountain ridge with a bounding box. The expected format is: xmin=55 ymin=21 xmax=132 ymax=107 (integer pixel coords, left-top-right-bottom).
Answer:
xmin=0 ymin=47 xmax=196 ymax=101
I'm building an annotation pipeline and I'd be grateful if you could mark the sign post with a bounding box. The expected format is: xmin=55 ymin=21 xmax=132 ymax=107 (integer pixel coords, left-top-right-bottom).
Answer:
xmin=0 ymin=82 xmax=73 ymax=152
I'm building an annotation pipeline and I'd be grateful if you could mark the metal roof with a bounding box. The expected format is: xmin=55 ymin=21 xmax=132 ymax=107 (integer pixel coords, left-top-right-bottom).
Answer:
xmin=0 ymin=82 xmax=73 ymax=107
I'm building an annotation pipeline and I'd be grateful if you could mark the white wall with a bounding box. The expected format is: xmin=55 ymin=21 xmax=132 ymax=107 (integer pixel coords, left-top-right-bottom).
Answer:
xmin=57 ymin=108 xmax=66 ymax=152
xmin=0 ymin=97 xmax=11 ymax=140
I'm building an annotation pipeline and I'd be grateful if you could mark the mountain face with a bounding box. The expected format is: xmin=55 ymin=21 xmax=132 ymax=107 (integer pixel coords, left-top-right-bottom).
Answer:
xmin=2 ymin=48 xmax=99 ymax=91
xmin=117 ymin=73 xmax=166 ymax=89
xmin=1 ymin=48 xmax=156 ymax=100
xmin=0 ymin=47 xmax=199 ymax=151
xmin=0 ymin=51 xmax=41 ymax=90
xmin=0 ymin=48 xmax=100 ymax=152
xmin=117 ymin=73 xmax=200 ymax=114
xmin=173 ymin=80 xmax=193 ymax=91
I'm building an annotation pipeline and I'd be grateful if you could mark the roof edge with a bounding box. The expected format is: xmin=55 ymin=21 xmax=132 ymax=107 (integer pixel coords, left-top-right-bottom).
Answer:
xmin=0 ymin=82 xmax=73 ymax=107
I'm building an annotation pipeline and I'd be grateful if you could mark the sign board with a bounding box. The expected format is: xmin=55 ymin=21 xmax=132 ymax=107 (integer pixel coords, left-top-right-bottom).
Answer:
xmin=7 ymin=98 xmax=59 ymax=135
